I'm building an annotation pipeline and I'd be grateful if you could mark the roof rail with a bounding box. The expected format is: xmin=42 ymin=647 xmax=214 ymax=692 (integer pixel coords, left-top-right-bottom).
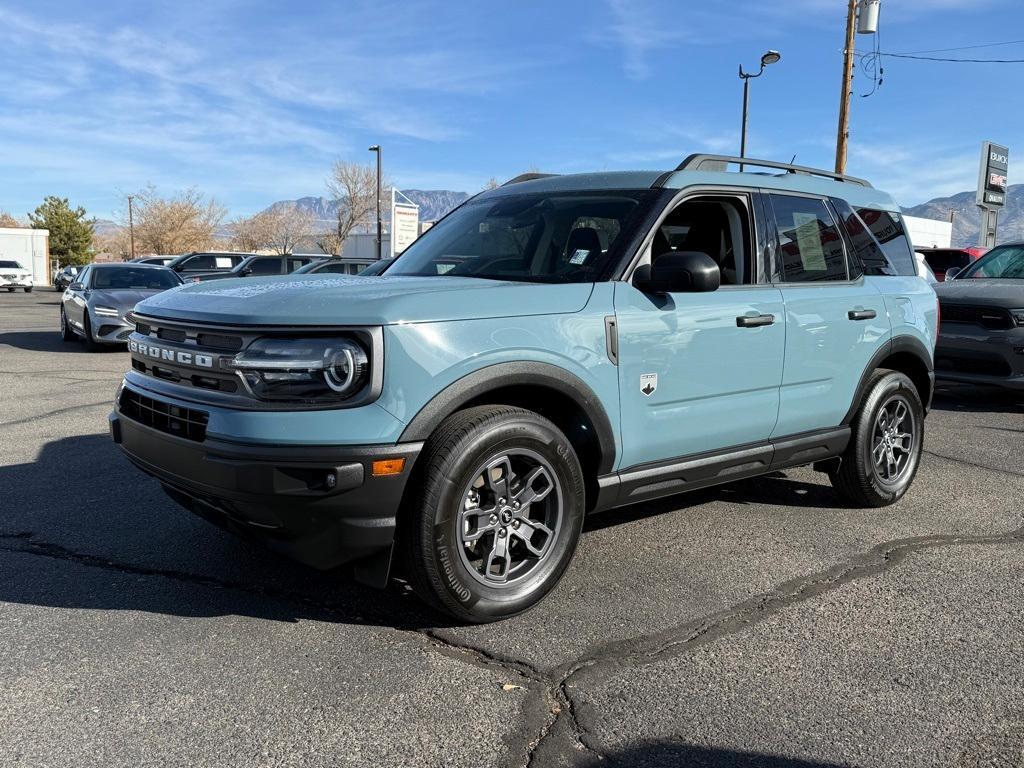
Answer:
xmin=675 ymin=154 xmax=872 ymax=188
xmin=502 ymin=172 xmax=559 ymax=186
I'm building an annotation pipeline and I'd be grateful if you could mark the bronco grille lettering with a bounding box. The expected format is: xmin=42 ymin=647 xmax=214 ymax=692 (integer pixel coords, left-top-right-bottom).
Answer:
xmin=129 ymin=339 xmax=214 ymax=369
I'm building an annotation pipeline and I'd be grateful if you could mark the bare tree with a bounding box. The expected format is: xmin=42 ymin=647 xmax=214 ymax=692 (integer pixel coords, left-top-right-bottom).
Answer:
xmin=230 ymin=214 xmax=271 ymax=252
xmin=0 ymin=210 xmax=21 ymax=227
xmin=127 ymin=186 xmax=227 ymax=254
xmin=262 ymin=206 xmax=316 ymax=255
xmin=325 ymin=160 xmax=391 ymax=249
xmin=483 ymin=177 xmax=500 ymax=191
xmin=92 ymin=227 xmax=133 ymax=259
xmin=315 ymin=230 xmax=344 ymax=257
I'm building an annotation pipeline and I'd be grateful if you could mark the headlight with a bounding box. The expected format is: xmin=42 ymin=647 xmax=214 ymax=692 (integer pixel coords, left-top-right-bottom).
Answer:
xmin=94 ymin=306 xmax=120 ymax=317
xmin=1011 ymin=309 xmax=1024 ymax=327
xmin=229 ymin=337 xmax=369 ymax=403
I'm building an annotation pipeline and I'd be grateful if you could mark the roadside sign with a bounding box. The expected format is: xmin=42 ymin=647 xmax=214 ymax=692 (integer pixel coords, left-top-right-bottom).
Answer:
xmin=390 ymin=190 xmax=420 ymax=258
xmin=976 ymin=141 xmax=1009 ymax=248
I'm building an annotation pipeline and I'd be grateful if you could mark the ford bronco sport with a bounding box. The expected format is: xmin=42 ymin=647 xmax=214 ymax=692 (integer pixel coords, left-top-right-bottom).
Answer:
xmin=110 ymin=155 xmax=938 ymax=622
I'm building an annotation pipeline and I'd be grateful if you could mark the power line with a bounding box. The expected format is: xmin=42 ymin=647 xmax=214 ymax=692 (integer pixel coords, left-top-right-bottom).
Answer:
xmin=894 ymin=39 xmax=1024 ymax=55
xmin=877 ymin=52 xmax=1024 ymax=63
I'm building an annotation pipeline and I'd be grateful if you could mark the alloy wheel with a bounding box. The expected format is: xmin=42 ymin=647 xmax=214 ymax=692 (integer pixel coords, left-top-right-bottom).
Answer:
xmin=457 ymin=449 xmax=562 ymax=587
xmin=871 ymin=394 xmax=916 ymax=484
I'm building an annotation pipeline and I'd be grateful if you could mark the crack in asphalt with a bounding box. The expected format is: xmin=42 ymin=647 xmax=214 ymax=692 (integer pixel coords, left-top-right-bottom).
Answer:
xmin=923 ymin=448 xmax=1023 ymax=477
xmin=0 ymin=399 xmax=112 ymax=428
xmin=3 ymin=521 xmax=1024 ymax=766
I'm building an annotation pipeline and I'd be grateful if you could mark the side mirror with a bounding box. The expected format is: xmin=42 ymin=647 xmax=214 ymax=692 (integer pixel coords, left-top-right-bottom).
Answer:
xmin=944 ymin=266 xmax=961 ymax=280
xmin=634 ymin=251 xmax=720 ymax=294
xmin=68 ymin=281 xmax=83 ymax=291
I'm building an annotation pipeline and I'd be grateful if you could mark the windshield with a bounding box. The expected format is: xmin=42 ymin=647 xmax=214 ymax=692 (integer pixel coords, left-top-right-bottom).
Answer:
xmin=0 ymin=260 xmax=23 ymax=269
xmin=386 ymin=190 xmax=658 ymax=282
xmin=91 ymin=267 xmax=182 ymax=290
xmin=959 ymin=245 xmax=1024 ymax=279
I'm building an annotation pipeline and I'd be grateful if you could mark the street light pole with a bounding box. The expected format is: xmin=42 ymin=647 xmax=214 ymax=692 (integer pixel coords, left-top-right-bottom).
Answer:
xmin=127 ymin=195 xmax=136 ymax=259
xmin=368 ymin=145 xmax=382 ymax=261
xmin=738 ymin=50 xmax=781 ymax=172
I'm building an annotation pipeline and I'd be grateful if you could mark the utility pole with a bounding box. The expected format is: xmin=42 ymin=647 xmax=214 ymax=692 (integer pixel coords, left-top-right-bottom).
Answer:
xmin=368 ymin=145 xmax=382 ymax=261
xmin=834 ymin=0 xmax=857 ymax=175
xmin=127 ymin=195 xmax=136 ymax=259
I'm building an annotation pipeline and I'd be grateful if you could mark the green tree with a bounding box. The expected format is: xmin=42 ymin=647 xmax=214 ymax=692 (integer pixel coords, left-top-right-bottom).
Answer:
xmin=28 ymin=196 xmax=94 ymax=266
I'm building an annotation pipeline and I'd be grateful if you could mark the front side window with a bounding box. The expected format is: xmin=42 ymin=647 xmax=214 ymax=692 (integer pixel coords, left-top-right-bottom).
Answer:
xmin=854 ymin=209 xmax=916 ymax=276
xmin=0 ymin=260 xmax=23 ymax=269
xmin=92 ymin=267 xmax=181 ymax=290
xmin=960 ymin=245 xmax=1024 ymax=279
xmin=770 ymin=195 xmax=847 ymax=282
xmin=387 ymin=190 xmax=659 ymax=283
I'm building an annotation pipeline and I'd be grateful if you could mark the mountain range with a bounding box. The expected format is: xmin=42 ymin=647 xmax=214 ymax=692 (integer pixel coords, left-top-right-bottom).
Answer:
xmin=902 ymin=184 xmax=1022 ymax=247
xmin=92 ymin=185 xmax=1022 ymax=248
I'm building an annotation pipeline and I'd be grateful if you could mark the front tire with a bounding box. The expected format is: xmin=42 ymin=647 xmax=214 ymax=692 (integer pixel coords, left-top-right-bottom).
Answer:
xmin=82 ymin=314 xmax=102 ymax=351
xmin=403 ymin=405 xmax=585 ymax=622
xmin=23 ymin=287 xmax=32 ymax=293
xmin=830 ymin=370 xmax=924 ymax=507
xmin=59 ymin=307 xmax=76 ymax=342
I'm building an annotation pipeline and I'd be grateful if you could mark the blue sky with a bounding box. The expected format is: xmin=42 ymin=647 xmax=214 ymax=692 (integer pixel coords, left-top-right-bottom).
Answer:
xmin=0 ymin=0 xmax=1021 ymax=219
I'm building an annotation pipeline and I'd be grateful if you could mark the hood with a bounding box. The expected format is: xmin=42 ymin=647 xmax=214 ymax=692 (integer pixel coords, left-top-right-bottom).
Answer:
xmin=135 ymin=275 xmax=595 ymax=326
xmin=934 ymin=279 xmax=1024 ymax=309
xmin=90 ymin=288 xmax=169 ymax=313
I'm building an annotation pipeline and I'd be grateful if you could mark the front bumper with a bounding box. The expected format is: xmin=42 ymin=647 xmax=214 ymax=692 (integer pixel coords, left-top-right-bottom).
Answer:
xmin=109 ymin=400 xmax=422 ymax=576
xmin=90 ymin=309 xmax=135 ymax=343
xmin=935 ymin=324 xmax=1024 ymax=391
xmin=0 ymin=275 xmax=32 ymax=288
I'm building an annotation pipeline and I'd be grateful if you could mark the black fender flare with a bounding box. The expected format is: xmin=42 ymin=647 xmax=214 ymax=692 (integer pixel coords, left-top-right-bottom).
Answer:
xmin=398 ymin=361 xmax=617 ymax=474
xmin=843 ymin=335 xmax=935 ymax=424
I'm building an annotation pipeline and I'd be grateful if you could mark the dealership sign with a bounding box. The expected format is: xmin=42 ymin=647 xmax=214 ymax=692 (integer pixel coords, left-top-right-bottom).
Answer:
xmin=976 ymin=141 xmax=1009 ymax=209
xmin=390 ymin=190 xmax=420 ymax=258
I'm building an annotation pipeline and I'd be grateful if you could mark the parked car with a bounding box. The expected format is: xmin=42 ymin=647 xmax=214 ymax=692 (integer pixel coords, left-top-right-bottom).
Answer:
xmin=358 ymin=258 xmax=394 ymax=276
xmin=61 ymin=263 xmax=182 ymax=349
xmin=110 ymin=155 xmax=937 ymax=621
xmin=934 ymin=242 xmax=1024 ymax=391
xmin=131 ymin=256 xmax=177 ymax=266
xmin=188 ymin=254 xmax=325 ymax=282
xmin=53 ymin=265 xmax=79 ymax=291
xmin=165 ymin=251 xmax=254 ymax=281
xmin=0 ymin=259 xmax=33 ymax=292
xmin=914 ymin=252 xmax=938 ymax=284
xmin=293 ymin=257 xmax=380 ymax=276
xmin=918 ymin=246 xmax=987 ymax=281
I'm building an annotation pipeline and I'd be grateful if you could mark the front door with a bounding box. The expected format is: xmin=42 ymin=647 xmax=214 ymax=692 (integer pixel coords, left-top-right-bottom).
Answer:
xmin=613 ymin=193 xmax=785 ymax=471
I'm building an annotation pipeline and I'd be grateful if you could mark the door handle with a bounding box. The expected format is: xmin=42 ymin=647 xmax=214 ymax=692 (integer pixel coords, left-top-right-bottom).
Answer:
xmin=848 ymin=309 xmax=877 ymax=321
xmin=736 ymin=314 xmax=775 ymax=328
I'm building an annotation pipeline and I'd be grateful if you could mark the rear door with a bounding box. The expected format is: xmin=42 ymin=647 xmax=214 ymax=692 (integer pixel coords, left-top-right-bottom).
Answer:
xmin=248 ymin=257 xmax=285 ymax=276
xmin=765 ymin=192 xmax=889 ymax=438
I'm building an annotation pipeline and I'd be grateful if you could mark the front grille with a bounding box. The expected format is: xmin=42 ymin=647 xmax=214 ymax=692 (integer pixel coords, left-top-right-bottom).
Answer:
xmin=935 ymin=354 xmax=1012 ymax=378
xmin=116 ymin=329 xmax=132 ymax=341
xmin=119 ymin=388 xmax=209 ymax=441
xmin=939 ymin=302 xmax=1014 ymax=330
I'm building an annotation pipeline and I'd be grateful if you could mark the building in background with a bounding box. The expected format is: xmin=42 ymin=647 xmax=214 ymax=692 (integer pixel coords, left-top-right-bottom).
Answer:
xmin=903 ymin=215 xmax=952 ymax=250
xmin=0 ymin=227 xmax=50 ymax=285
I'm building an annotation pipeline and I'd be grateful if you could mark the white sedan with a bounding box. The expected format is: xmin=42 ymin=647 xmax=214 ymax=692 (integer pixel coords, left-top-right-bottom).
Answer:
xmin=0 ymin=259 xmax=33 ymax=292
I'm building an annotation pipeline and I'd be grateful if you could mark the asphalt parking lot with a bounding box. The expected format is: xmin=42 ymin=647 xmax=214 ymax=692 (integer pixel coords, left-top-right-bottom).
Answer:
xmin=1 ymin=290 xmax=1022 ymax=767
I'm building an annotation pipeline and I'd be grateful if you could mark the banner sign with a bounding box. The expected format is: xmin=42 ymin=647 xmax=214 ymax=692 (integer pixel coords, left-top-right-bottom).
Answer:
xmin=390 ymin=190 xmax=420 ymax=258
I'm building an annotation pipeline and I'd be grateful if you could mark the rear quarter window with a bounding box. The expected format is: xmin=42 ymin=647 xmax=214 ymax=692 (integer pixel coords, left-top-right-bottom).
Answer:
xmin=854 ymin=208 xmax=917 ymax=276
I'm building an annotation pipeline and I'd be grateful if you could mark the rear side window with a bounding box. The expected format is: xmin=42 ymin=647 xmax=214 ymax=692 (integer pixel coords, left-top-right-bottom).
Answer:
xmin=854 ymin=208 xmax=916 ymax=276
xmin=769 ymin=195 xmax=848 ymax=282
xmin=831 ymin=198 xmax=889 ymax=276
xmin=249 ymin=258 xmax=282 ymax=275
xmin=923 ymin=250 xmax=969 ymax=273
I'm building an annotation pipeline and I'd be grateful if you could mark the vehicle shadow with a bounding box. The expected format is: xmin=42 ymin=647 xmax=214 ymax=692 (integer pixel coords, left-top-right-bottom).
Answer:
xmin=583 ymin=741 xmax=848 ymax=767
xmin=0 ymin=330 xmax=123 ymax=354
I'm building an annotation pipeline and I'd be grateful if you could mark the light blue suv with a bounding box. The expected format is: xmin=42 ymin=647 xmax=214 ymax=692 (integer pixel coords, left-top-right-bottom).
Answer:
xmin=110 ymin=155 xmax=938 ymax=622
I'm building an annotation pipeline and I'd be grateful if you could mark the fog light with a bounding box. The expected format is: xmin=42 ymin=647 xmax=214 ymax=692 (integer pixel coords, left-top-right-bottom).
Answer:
xmin=325 ymin=472 xmax=337 ymax=489
xmin=372 ymin=458 xmax=406 ymax=477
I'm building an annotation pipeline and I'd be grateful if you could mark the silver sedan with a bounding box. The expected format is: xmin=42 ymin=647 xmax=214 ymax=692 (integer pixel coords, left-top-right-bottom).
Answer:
xmin=60 ymin=263 xmax=183 ymax=350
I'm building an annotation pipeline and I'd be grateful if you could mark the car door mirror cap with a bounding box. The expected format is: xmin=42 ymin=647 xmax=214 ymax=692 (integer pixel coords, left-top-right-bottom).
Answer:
xmin=69 ymin=282 xmax=83 ymax=291
xmin=634 ymin=251 xmax=721 ymax=294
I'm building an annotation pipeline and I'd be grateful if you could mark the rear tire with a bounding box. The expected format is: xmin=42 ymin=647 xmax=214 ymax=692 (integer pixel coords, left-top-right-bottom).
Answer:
xmin=403 ymin=405 xmax=585 ymax=623
xmin=24 ymin=287 xmax=32 ymax=293
xmin=5 ymin=287 xmax=13 ymax=292
xmin=830 ymin=370 xmax=924 ymax=507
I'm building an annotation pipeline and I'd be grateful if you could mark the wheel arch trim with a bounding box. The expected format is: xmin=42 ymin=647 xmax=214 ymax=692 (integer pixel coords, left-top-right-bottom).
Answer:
xmin=398 ymin=361 xmax=617 ymax=474
xmin=843 ymin=335 xmax=934 ymax=424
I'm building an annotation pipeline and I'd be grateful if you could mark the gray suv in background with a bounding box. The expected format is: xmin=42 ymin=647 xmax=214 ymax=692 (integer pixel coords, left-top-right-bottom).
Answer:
xmin=934 ymin=242 xmax=1024 ymax=391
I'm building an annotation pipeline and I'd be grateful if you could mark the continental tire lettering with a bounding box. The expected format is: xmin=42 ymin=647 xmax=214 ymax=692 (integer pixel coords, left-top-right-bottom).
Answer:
xmin=436 ymin=540 xmax=471 ymax=603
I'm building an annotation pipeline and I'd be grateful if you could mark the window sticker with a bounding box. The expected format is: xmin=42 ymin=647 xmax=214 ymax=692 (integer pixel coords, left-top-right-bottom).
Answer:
xmin=569 ymin=249 xmax=590 ymax=265
xmin=792 ymin=212 xmax=826 ymax=270
xmin=215 ymin=257 xmax=233 ymax=268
